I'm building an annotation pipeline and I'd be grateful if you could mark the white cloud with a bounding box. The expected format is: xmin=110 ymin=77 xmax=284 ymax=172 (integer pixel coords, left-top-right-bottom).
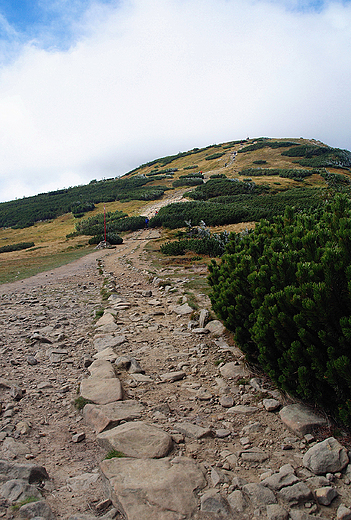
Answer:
xmin=0 ymin=0 xmax=350 ymax=201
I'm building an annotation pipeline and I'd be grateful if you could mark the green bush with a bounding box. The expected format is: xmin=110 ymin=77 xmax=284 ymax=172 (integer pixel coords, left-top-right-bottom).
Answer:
xmin=150 ymin=188 xmax=322 ymax=229
xmin=238 ymin=141 xmax=298 ymax=153
xmin=172 ymin=178 xmax=204 ymax=188
xmin=160 ymin=233 xmax=229 ymax=257
xmin=88 ymin=233 xmax=123 ymax=245
xmin=208 ymin=195 xmax=351 ymax=425
xmin=282 ymin=145 xmax=351 ymax=169
xmin=205 ymin=152 xmax=225 ymax=161
xmin=0 ymin=242 xmax=34 ymax=254
xmin=239 ymin=168 xmax=317 ymax=179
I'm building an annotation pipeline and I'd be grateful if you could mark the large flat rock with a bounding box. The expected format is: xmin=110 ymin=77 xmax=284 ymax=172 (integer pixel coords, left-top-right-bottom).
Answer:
xmin=97 ymin=421 xmax=173 ymax=458
xmin=83 ymin=401 xmax=144 ymax=433
xmin=88 ymin=360 xmax=116 ymax=379
xmin=93 ymin=335 xmax=126 ymax=352
xmin=80 ymin=377 xmax=123 ymax=405
xmin=100 ymin=456 xmax=206 ymax=520
xmin=279 ymin=404 xmax=327 ymax=436
xmin=95 ymin=313 xmax=116 ymax=328
xmin=219 ymin=362 xmax=249 ymax=380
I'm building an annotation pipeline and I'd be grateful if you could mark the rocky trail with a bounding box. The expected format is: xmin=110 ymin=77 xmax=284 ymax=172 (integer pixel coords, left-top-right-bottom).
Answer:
xmin=1 ymin=227 xmax=351 ymax=520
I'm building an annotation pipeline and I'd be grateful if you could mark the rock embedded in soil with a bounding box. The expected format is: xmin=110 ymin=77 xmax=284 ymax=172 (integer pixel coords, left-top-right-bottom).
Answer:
xmin=83 ymin=401 xmax=144 ymax=434
xmin=80 ymin=377 xmax=123 ymax=405
xmin=97 ymin=421 xmax=173 ymax=458
xmin=279 ymin=403 xmax=327 ymax=436
xmin=303 ymin=437 xmax=349 ymax=475
xmin=100 ymin=456 xmax=207 ymax=520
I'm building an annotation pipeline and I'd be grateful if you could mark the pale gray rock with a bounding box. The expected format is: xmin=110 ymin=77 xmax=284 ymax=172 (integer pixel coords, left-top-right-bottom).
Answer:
xmin=173 ymin=422 xmax=212 ymax=439
xmin=0 ymin=479 xmax=41 ymax=503
xmin=240 ymin=447 xmax=269 ymax=463
xmin=80 ymin=377 xmax=123 ymax=405
xmin=199 ymin=309 xmax=209 ymax=328
xmin=242 ymin=482 xmax=277 ymax=506
xmin=19 ymin=500 xmax=54 ymax=520
xmin=263 ymin=398 xmax=281 ymax=411
xmin=83 ymin=401 xmax=144 ymax=433
xmin=266 ymin=504 xmax=289 ymax=520
xmin=115 ymin=355 xmax=132 ymax=370
xmin=315 ymin=486 xmax=338 ymax=505
xmin=215 ymin=429 xmax=231 ymax=438
xmin=196 ymin=387 xmax=212 ymax=400
xmin=100 ymin=456 xmax=206 ymax=520
xmin=278 ymin=482 xmax=313 ymax=505
xmin=220 ymin=362 xmax=249 ymax=380
xmin=227 ymin=489 xmax=247 ymax=513
xmin=129 ymin=373 xmax=154 ymax=383
xmin=305 ymin=475 xmax=329 ymax=488
xmin=97 ymin=421 xmax=173 ymax=458
xmin=93 ymin=335 xmax=126 ymax=352
xmin=92 ymin=348 xmax=118 ymax=362
xmin=0 ymin=461 xmax=49 ymax=483
xmin=192 ymin=328 xmax=210 ymax=334
xmin=88 ymin=360 xmax=116 ymax=379
xmin=95 ymin=323 xmax=119 ymax=334
xmin=205 ymin=320 xmax=225 ymax=335
xmin=160 ymin=371 xmax=186 ymax=383
xmin=210 ymin=468 xmax=231 ymax=487
xmin=337 ymin=505 xmax=351 ymax=520
xmin=279 ymin=403 xmax=327 ymax=436
xmin=172 ymin=303 xmax=193 ymax=315
xmin=1 ymin=438 xmax=29 ymax=460
xmin=226 ymin=405 xmax=258 ymax=414
xmin=128 ymin=357 xmax=144 ymax=374
xmin=303 ymin=437 xmax=349 ymax=475
xmin=95 ymin=313 xmax=115 ymax=327
xmin=66 ymin=472 xmax=100 ymax=492
xmin=200 ymin=489 xmax=231 ymax=517
xmin=261 ymin=465 xmax=299 ymax=491
xmin=219 ymin=395 xmax=234 ymax=408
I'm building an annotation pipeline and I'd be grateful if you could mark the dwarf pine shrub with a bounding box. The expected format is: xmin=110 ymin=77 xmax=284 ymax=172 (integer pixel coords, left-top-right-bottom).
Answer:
xmin=208 ymin=195 xmax=351 ymax=425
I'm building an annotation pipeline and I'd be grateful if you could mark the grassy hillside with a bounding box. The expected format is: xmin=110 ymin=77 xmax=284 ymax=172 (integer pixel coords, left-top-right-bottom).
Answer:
xmin=1 ymin=136 xmax=350 ymax=283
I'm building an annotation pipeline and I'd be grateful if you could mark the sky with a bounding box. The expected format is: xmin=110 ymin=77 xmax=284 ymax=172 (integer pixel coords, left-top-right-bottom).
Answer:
xmin=0 ymin=0 xmax=350 ymax=202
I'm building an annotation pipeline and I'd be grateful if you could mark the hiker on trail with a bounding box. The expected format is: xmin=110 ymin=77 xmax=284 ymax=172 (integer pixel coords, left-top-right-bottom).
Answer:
xmin=145 ymin=217 xmax=149 ymax=228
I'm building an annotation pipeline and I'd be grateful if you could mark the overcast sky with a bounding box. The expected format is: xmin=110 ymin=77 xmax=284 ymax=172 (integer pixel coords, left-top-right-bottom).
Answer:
xmin=0 ymin=0 xmax=350 ymax=202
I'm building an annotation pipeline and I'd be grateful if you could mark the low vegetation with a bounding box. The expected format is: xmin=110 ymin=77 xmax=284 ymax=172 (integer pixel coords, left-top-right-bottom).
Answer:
xmin=0 ymin=241 xmax=34 ymax=254
xmin=208 ymin=195 xmax=351 ymax=426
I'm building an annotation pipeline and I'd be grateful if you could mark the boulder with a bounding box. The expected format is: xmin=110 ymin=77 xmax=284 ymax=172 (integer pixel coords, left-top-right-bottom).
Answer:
xmin=303 ymin=437 xmax=349 ymax=475
xmin=100 ymin=456 xmax=206 ymax=520
xmin=80 ymin=377 xmax=123 ymax=405
xmin=83 ymin=401 xmax=144 ymax=433
xmin=279 ymin=403 xmax=327 ymax=436
xmin=97 ymin=421 xmax=173 ymax=458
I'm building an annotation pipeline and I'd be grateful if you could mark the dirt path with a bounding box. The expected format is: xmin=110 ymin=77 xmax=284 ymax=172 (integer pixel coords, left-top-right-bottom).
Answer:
xmin=0 ymin=227 xmax=350 ymax=520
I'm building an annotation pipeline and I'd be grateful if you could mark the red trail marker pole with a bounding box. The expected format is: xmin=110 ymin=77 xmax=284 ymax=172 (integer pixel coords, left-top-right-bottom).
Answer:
xmin=104 ymin=204 xmax=106 ymax=242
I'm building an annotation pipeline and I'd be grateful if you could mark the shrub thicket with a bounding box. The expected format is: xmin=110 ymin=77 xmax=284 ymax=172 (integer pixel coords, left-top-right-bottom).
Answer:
xmin=281 ymin=145 xmax=351 ymax=169
xmin=239 ymin=168 xmax=319 ymax=180
xmin=75 ymin=210 xmax=146 ymax=236
xmin=205 ymin=152 xmax=226 ymax=161
xmin=0 ymin=242 xmax=35 ymax=253
xmin=150 ymin=188 xmax=323 ymax=229
xmin=208 ymin=195 xmax=351 ymax=425
xmin=88 ymin=233 xmax=123 ymax=245
xmin=172 ymin=178 xmax=204 ymax=188
xmin=238 ymin=141 xmax=298 ymax=153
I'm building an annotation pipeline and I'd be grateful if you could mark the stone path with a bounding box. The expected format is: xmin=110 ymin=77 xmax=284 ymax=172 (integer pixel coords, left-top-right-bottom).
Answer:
xmin=1 ymin=228 xmax=351 ymax=519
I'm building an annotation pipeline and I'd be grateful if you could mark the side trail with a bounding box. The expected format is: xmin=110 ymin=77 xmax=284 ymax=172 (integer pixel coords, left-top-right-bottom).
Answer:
xmin=0 ymin=228 xmax=351 ymax=520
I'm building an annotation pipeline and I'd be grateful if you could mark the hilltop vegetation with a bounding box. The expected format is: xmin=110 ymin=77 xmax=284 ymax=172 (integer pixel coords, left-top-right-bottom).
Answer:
xmin=1 ymin=136 xmax=351 ymax=231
